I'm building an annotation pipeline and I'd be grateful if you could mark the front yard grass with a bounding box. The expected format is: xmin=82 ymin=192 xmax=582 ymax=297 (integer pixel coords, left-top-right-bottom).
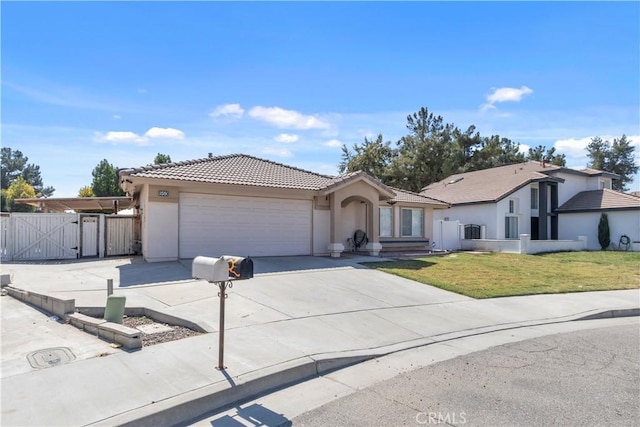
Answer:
xmin=364 ymin=251 xmax=640 ymax=298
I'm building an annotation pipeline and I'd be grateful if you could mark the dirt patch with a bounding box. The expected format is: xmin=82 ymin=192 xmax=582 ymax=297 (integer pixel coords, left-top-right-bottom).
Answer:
xmin=122 ymin=316 xmax=203 ymax=347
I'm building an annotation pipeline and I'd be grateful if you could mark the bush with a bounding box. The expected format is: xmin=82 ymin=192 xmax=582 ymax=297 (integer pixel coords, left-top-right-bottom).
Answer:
xmin=598 ymin=213 xmax=611 ymax=250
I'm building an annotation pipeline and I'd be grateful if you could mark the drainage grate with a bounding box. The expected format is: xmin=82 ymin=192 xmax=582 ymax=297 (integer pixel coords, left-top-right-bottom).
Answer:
xmin=27 ymin=347 xmax=76 ymax=369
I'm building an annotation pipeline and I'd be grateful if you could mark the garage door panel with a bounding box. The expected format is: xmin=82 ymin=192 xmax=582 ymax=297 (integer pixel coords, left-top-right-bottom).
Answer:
xmin=179 ymin=194 xmax=311 ymax=258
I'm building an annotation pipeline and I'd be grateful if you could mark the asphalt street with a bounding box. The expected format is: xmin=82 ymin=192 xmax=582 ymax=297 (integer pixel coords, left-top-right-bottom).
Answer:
xmin=192 ymin=319 xmax=639 ymax=427
xmin=291 ymin=323 xmax=639 ymax=427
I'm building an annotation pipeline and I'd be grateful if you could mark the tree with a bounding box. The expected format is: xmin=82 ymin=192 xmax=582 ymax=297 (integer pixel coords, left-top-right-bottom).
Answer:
xmin=335 ymin=106 xmax=561 ymax=192
xmin=387 ymin=107 xmax=455 ymax=191
xmin=586 ymin=135 xmax=638 ymax=192
xmin=526 ymin=145 xmax=566 ymax=166
xmin=5 ymin=176 xmax=36 ymax=212
xmin=339 ymin=134 xmax=395 ymax=181
xmin=607 ymin=135 xmax=638 ymax=192
xmin=153 ymin=153 xmax=172 ymax=164
xmin=78 ymin=185 xmax=95 ymax=197
xmin=1 ymin=147 xmax=55 ymax=197
xmin=598 ymin=213 xmax=610 ymax=250
xmin=91 ymin=159 xmax=125 ymax=197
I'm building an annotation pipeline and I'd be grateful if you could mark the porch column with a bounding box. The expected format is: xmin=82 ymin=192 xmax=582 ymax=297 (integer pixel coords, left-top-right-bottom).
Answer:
xmin=365 ymin=201 xmax=382 ymax=256
xmin=550 ymin=184 xmax=558 ymax=240
xmin=327 ymin=193 xmax=344 ymax=257
xmin=538 ymin=182 xmax=548 ymax=240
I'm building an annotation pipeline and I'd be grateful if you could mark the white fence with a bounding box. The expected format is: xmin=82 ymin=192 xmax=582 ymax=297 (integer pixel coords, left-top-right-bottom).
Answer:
xmin=1 ymin=213 xmax=138 ymax=261
xmin=461 ymin=234 xmax=588 ymax=254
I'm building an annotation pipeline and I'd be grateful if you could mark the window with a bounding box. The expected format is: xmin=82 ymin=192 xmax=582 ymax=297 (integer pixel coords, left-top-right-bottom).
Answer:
xmin=464 ymin=224 xmax=481 ymax=239
xmin=530 ymin=188 xmax=538 ymax=210
xmin=505 ymin=216 xmax=519 ymax=239
xmin=401 ymin=208 xmax=423 ymax=237
xmin=379 ymin=207 xmax=392 ymax=237
xmin=509 ymin=199 xmax=516 ymax=214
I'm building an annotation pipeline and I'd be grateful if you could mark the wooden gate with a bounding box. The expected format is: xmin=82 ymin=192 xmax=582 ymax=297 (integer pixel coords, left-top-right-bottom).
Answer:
xmin=105 ymin=216 xmax=136 ymax=256
xmin=8 ymin=213 xmax=79 ymax=261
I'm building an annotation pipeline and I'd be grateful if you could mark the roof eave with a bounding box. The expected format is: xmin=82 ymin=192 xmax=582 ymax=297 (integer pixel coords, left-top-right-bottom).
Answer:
xmin=321 ymin=173 xmax=396 ymax=199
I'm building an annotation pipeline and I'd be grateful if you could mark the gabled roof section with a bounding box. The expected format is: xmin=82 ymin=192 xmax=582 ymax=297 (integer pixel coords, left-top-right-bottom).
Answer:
xmin=556 ymin=189 xmax=640 ymax=213
xmin=579 ymin=168 xmax=620 ymax=179
xmin=420 ymin=161 xmax=564 ymax=205
xmin=119 ymin=154 xmax=336 ymax=191
xmin=387 ymin=187 xmax=449 ymax=207
xmin=320 ymin=170 xmax=396 ymax=198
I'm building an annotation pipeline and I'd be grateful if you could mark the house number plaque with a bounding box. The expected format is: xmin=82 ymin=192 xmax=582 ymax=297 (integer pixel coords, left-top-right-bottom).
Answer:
xmin=158 ymin=190 xmax=170 ymax=197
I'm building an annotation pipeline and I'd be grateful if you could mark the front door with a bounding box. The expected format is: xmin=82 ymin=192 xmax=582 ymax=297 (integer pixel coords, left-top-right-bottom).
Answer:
xmin=81 ymin=216 xmax=98 ymax=257
xmin=531 ymin=217 xmax=539 ymax=240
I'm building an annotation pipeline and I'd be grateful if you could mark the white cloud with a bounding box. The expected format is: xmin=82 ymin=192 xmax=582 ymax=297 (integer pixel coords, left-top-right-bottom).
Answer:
xmin=209 ymin=103 xmax=245 ymax=119
xmin=274 ymin=133 xmax=299 ymax=143
xmin=113 ymin=115 xmax=121 ymax=120
xmin=144 ymin=127 xmax=185 ymax=139
xmin=260 ymin=147 xmax=293 ymax=158
xmin=518 ymin=143 xmax=530 ymax=155
xmin=323 ymin=139 xmax=342 ymax=148
xmin=95 ymin=126 xmax=185 ymax=145
xmin=249 ymin=106 xmax=330 ymax=129
xmin=96 ymin=131 xmax=148 ymax=145
xmin=554 ymin=136 xmax=593 ymax=158
xmin=481 ymin=86 xmax=533 ymax=111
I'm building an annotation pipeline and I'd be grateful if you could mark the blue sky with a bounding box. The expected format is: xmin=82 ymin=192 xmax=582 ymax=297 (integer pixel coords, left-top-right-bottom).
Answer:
xmin=2 ymin=1 xmax=639 ymax=197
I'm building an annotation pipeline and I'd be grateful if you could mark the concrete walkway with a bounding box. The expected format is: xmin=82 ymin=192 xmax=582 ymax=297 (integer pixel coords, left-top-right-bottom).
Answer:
xmin=1 ymin=256 xmax=638 ymax=426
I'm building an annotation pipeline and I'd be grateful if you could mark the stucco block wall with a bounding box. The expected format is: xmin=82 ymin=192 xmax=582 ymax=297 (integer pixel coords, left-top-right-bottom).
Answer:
xmin=434 ymin=204 xmax=497 ymax=238
xmin=559 ymin=211 xmax=640 ymax=250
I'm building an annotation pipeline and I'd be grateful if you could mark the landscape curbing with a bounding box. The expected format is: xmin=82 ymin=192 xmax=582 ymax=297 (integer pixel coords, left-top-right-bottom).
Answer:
xmin=5 ymin=286 xmax=75 ymax=318
xmin=90 ymin=306 xmax=639 ymax=427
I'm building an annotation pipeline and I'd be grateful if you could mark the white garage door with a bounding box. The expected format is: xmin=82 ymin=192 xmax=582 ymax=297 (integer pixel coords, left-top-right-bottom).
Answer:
xmin=179 ymin=193 xmax=312 ymax=258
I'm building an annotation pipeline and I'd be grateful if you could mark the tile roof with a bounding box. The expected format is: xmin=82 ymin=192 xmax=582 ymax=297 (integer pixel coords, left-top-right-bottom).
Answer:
xmin=120 ymin=154 xmax=336 ymax=191
xmin=387 ymin=187 xmax=448 ymax=206
xmin=556 ymin=189 xmax=640 ymax=212
xmin=121 ymin=154 xmax=422 ymax=203
xmin=420 ymin=161 xmax=563 ymax=205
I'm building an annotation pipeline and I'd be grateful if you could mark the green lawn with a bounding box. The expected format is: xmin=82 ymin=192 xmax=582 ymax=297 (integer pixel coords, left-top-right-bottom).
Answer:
xmin=363 ymin=251 xmax=640 ymax=299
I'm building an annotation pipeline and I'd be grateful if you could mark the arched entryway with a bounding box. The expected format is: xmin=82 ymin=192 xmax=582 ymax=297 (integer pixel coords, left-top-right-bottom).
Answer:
xmin=325 ymin=175 xmax=393 ymax=257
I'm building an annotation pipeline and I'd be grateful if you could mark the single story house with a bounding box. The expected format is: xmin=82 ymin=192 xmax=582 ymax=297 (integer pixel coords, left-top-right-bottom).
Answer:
xmin=421 ymin=161 xmax=640 ymax=250
xmin=118 ymin=154 xmax=448 ymax=262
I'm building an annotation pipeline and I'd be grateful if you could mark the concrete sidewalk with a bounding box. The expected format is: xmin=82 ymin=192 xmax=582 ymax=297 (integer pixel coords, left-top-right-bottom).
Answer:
xmin=1 ymin=256 xmax=638 ymax=426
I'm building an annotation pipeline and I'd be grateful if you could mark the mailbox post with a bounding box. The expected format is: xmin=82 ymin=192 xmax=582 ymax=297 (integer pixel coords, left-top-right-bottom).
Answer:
xmin=192 ymin=255 xmax=253 ymax=370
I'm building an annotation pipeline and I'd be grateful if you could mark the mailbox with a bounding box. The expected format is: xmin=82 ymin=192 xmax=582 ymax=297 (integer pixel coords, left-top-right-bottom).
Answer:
xmin=223 ymin=256 xmax=254 ymax=280
xmin=193 ymin=255 xmax=254 ymax=282
xmin=192 ymin=256 xmax=230 ymax=282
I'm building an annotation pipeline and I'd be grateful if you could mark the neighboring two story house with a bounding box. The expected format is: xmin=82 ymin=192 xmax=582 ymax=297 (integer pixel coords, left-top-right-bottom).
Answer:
xmin=421 ymin=161 xmax=640 ymax=251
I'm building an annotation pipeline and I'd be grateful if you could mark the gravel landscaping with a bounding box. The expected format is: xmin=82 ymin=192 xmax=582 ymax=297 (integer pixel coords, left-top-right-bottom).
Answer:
xmin=121 ymin=316 xmax=203 ymax=347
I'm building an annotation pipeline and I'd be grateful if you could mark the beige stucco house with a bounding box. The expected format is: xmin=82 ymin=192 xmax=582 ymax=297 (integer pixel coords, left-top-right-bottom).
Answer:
xmin=118 ymin=154 xmax=448 ymax=262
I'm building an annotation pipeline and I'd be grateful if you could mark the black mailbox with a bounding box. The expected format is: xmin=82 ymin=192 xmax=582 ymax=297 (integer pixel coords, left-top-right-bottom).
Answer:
xmin=223 ymin=256 xmax=253 ymax=280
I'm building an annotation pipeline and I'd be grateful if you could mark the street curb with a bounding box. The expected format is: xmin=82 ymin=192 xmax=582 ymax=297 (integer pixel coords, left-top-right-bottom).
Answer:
xmin=92 ymin=355 xmax=368 ymax=427
xmin=574 ymin=307 xmax=640 ymax=321
xmin=91 ymin=306 xmax=639 ymax=427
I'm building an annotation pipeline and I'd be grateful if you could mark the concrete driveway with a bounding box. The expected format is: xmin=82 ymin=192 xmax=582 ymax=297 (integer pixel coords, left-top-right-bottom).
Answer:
xmin=1 ymin=255 xmax=471 ymax=333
